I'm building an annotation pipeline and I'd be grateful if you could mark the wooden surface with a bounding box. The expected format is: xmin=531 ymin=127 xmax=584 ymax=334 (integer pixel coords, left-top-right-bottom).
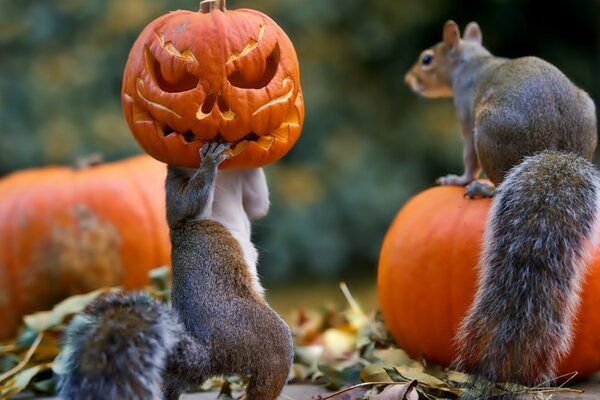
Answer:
xmin=181 ymin=382 xmax=600 ymax=399
xmin=20 ymin=382 xmax=600 ymax=399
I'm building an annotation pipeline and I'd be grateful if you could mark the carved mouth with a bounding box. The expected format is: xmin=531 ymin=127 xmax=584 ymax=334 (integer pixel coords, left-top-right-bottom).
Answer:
xmin=124 ymin=82 xmax=302 ymax=161
xmin=159 ymin=125 xmax=283 ymax=156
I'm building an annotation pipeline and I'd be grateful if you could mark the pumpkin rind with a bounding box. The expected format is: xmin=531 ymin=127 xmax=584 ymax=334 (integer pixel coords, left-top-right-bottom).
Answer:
xmin=121 ymin=8 xmax=304 ymax=168
xmin=377 ymin=186 xmax=600 ymax=378
xmin=0 ymin=155 xmax=170 ymax=340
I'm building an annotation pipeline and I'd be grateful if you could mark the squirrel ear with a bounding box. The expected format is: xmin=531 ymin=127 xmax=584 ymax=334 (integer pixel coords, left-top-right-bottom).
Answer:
xmin=463 ymin=22 xmax=482 ymax=44
xmin=443 ymin=20 xmax=461 ymax=49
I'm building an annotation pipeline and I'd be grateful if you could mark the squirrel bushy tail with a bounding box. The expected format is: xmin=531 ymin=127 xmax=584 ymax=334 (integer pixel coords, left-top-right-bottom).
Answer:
xmin=453 ymin=151 xmax=600 ymax=391
xmin=57 ymin=292 xmax=206 ymax=400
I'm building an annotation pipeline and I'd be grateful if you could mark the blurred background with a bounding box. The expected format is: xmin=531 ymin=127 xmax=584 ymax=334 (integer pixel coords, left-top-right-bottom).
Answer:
xmin=0 ymin=0 xmax=599 ymax=309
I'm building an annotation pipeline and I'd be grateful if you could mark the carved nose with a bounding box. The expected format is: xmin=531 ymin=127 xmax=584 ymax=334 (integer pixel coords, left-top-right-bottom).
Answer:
xmin=201 ymin=93 xmax=217 ymax=115
xmin=196 ymin=93 xmax=235 ymax=121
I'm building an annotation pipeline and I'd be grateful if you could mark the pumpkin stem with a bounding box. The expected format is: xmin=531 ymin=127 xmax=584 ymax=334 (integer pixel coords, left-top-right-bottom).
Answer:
xmin=200 ymin=0 xmax=226 ymax=13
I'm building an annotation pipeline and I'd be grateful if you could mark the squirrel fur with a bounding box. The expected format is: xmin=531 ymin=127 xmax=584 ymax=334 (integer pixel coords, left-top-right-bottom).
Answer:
xmin=405 ymin=20 xmax=596 ymax=197
xmin=58 ymin=143 xmax=293 ymax=400
xmin=405 ymin=21 xmax=600 ymax=390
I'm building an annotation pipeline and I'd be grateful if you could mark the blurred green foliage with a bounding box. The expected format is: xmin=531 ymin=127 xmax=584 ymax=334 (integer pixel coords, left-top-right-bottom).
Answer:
xmin=0 ymin=0 xmax=598 ymax=283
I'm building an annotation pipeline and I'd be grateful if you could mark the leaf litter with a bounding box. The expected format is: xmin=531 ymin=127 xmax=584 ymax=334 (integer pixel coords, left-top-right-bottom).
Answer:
xmin=0 ymin=276 xmax=588 ymax=399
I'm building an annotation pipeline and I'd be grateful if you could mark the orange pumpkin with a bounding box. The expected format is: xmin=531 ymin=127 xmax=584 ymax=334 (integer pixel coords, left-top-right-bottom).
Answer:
xmin=121 ymin=0 xmax=304 ymax=169
xmin=378 ymin=186 xmax=600 ymax=378
xmin=0 ymin=155 xmax=170 ymax=340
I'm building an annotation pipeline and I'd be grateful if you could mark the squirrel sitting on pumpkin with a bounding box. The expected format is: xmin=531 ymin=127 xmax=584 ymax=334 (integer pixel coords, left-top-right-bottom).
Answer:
xmin=405 ymin=20 xmax=600 ymax=392
xmin=57 ymin=143 xmax=293 ymax=400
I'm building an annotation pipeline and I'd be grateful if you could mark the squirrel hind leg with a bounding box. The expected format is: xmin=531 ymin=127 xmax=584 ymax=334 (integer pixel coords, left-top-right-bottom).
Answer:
xmin=163 ymin=334 xmax=210 ymax=399
xmin=464 ymin=180 xmax=495 ymax=198
xmin=244 ymin=365 xmax=290 ymax=400
xmin=238 ymin=314 xmax=292 ymax=400
xmin=247 ymin=337 xmax=292 ymax=399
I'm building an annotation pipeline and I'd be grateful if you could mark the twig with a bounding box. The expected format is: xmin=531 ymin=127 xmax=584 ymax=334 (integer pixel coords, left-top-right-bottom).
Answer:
xmin=0 ymin=332 xmax=43 ymax=383
xmin=513 ymin=371 xmax=583 ymax=396
xmin=0 ymin=344 xmax=17 ymax=353
xmin=318 ymin=381 xmax=412 ymax=400
xmin=339 ymin=282 xmax=364 ymax=315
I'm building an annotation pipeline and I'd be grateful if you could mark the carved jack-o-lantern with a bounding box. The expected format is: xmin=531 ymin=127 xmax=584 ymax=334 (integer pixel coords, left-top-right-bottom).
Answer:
xmin=121 ymin=0 xmax=304 ymax=168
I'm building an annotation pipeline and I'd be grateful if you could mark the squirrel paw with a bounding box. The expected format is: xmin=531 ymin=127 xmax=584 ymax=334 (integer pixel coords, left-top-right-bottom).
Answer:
xmin=436 ymin=174 xmax=474 ymax=186
xmin=200 ymin=142 xmax=231 ymax=166
xmin=464 ymin=180 xmax=496 ymax=199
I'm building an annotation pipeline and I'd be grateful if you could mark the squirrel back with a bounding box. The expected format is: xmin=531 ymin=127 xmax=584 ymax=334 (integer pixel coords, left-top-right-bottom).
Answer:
xmin=405 ymin=20 xmax=597 ymax=186
xmin=166 ymin=155 xmax=292 ymax=397
xmin=169 ymin=218 xmax=292 ymax=377
xmin=471 ymin=56 xmax=596 ymax=184
xmin=454 ymin=151 xmax=600 ymax=389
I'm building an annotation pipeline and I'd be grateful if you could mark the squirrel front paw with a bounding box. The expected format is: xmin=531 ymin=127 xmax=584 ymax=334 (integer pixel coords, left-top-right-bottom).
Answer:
xmin=199 ymin=142 xmax=231 ymax=168
xmin=436 ymin=174 xmax=475 ymax=186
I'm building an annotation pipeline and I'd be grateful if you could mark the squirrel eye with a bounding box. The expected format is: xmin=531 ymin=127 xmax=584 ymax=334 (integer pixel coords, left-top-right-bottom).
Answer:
xmin=422 ymin=54 xmax=433 ymax=66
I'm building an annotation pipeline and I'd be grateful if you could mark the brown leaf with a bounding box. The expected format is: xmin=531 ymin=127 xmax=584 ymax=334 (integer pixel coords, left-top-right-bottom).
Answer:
xmin=374 ymin=381 xmax=419 ymax=400
xmin=371 ymin=348 xmax=412 ymax=366
xmin=360 ymin=364 xmax=392 ymax=383
xmin=0 ymin=363 xmax=52 ymax=398
xmin=24 ymin=287 xmax=120 ymax=333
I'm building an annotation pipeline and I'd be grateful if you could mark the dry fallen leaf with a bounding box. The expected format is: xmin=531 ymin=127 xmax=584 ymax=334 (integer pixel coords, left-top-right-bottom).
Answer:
xmin=24 ymin=287 xmax=119 ymax=333
xmin=374 ymin=381 xmax=418 ymax=400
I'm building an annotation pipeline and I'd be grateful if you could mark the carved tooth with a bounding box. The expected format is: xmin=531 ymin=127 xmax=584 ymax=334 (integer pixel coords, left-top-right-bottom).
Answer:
xmin=257 ymin=135 xmax=275 ymax=150
xmin=177 ymin=133 xmax=190 ymax=145
xmin=271 ymin=126 xmax=291 ymax=141
xmin=232 ymin=141 xmax=250 ymax=156
xmin=224 ymin=148 xmax=236 ymax=158
xmin=155 ymin=123 xmax=164 ymax=139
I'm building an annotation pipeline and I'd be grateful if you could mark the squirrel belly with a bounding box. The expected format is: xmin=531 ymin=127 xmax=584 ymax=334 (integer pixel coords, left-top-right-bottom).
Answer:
xmin=453 ymin=151 xmax=600 ymax=388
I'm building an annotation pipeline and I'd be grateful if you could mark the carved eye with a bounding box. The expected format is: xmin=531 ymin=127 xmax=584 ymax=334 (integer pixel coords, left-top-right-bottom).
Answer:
xmin=144 ymin=47 xmax=200 ymax=93
xmin=421 ymin=54 xmax=433 ymax=66
xmin=227 ymin=44 xmax=280 ymax=89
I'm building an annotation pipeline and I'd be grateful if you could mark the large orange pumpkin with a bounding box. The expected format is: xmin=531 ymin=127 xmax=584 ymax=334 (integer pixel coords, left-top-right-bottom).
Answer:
xmin=378 ymin=186 xmax=600 ymax=378
xmin=121 ymin=0 xmax=304 ymax=169
xmin=0 ymin=155 xmax=170 ymax=340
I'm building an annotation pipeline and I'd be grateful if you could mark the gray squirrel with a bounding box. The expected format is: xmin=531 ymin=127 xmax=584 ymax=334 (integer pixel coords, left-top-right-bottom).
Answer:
xmin=57 ymin=143 xmax=293 ymax=400
xmin=405 ymin=21 xmax=600 ymax=390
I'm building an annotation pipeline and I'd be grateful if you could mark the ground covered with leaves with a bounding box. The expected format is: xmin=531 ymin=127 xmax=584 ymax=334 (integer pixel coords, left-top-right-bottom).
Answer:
xmin=0 ymin=270 xmax=586 ymax=399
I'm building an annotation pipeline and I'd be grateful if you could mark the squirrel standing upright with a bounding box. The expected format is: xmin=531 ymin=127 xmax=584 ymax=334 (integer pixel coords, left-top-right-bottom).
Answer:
xmin=57 ymin=143 xmax=293 ymax=400
xmin=405 ymin=21 xmax=600 ymax=388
